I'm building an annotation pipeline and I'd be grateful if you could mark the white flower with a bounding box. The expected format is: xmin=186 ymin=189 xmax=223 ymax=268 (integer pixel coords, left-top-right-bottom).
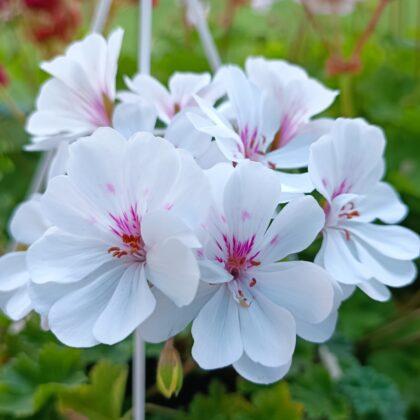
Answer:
xmin=26 ymin=29 xmax=124 ymax=151
xmin=310 ymin=118 xmax=419 ymax=301
xmin=139 ymin=162 xmax=338 ymax=384
xmin=188 ymin=64 xmax=336 ymax=197
xmin=120 ymin=71 xmax=224 ymax=126
xmin=245 ymin=57 xmax=337 ymax=168
xmin=297 ymin=0 xmax=361 ymax=15
xmin=0 ymin=195 xmax=50 ymax=320
xmin=27 ymin=128 xmax=211 ymax=347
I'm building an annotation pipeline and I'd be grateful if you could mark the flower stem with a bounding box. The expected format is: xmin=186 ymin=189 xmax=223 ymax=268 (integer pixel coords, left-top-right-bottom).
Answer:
xmin=134 ymin=328 xmax=146 ymax=420
xmin=133 ymin=2 xmax=153 ymax=419
xmin=91 ymin=0 xmax=113 ymax=33
xmin=139 ymin=0 xmax=152 ymax=74
xmin=185 ymin=0 xmax=221 ymax=72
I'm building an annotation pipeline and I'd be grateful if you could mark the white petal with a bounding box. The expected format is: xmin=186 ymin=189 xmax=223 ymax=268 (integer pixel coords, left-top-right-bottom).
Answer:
xmin=275 ymin=171 xmax=314 ymax=193
xmin=199 ymin=259 xmax=232 ymax=284
xmin=9 ymin=196 xmax=49 ymax=245
xmin=104 ymin=28 xmax=124 ymax=99
xmin=146 ymin=237 xmax=200 ymax=306
xmin=296 ymin=311 xmax=338 ymax=343
xmin=48 ymin=265 xmax=125 ymax=347
xmin=41 ymin=175 xmax=109 ymax=239
xmin=168 ymin=72 xmax=211 ymax=109
xmin=354 ymin=238 xmax=416 ymax=287
xmin=112 ymin=100 xmax=157 ymax=138
xmin=358 ymin=279 xmax=391 ymax=302
xmin=309 ymin=118 xmax=385 ymax=200
xmin=322 ymin=229 xmax=369 ymax=284
xmin=5 ymin=286 xmax=32 ymax=321
xmin=223 ymin=161 xmax=283 ymax=243
xmin=48 ymin=141 xmax=70 ymax=180
xmin=140 ymin=282 xmax=215 ymax=343
xmin=142 ymin=210 xmax=201 ymax=249
xmin=27 ymin=228 xmax=111 ymax=284
xmin=0 ymin=252 xmax=30 ymax=292
xmin=192 ymin=285 xmax=242 ymax=369
xmin=125 ymin=133 xmax=181 ymax=211
xmin=161 ymin=149 xmax=211 ymax=229
xmin=346 ymin=223 xmax=420 ymax=260
xmin=255 ymin=261 xmax=335 ymax=324
xmin=187 ymin=96 xmax=239 ymax=141
xmin=124 ymin=74 xmax=173 ymax=124
xmin=165 ymin=110 xmax=212 ymax=158
xmin=67 ymin=128 xmax=126 ymax=214
xmin=260 ymin=196 xmax=324 ymax=263
xmin=266 ymin=118 xmax=333 ymax=169
xmin=239 ymin=290 xmax=296 ymax=367
xmin=233 ymin=354 xmax=291 ymax=384
xmin=93 ymin=265 xmax=155 ymax=344
xmin=354 ymin=182 xmax=408 ymax=224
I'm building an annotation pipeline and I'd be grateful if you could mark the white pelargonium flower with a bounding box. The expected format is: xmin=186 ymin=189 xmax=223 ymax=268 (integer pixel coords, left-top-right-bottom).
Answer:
xmin=297 ymin=0 xmax=361 ymax=15
xmin=27 ymin=128 xmax=211 ymax=347
xmin=310 ymin=118 xmax=419 ymax=301
xmin=139 ymin=162 xmax=339 ymax=384
xmin=0 ymin=195 xmax=50 ymax=320
xmin=26 ymin=29 xmax=124 ymax=151
xmin=120 ymin=71 xmax=224 ymax=126
xmin=188 ymin=64 xmax=336 ymax=197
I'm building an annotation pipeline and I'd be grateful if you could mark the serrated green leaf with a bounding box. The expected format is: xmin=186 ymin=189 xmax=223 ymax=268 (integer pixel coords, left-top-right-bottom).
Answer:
xmin=0 ymin=343 xmax=85 ymax=417
xmin=59 ymin=360 xmax=128 ymax=420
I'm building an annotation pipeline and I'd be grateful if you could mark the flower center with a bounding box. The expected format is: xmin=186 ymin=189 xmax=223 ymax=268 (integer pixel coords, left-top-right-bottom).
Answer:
xmin=214 ymin=234 xmax=260 ymax=308
xmin=108 ymin=204 xmax=147 ymax=263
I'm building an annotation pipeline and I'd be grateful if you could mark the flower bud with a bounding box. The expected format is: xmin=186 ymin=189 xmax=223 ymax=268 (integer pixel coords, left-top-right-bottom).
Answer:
xmin=156 ymin=339 xmax=183 ymax=398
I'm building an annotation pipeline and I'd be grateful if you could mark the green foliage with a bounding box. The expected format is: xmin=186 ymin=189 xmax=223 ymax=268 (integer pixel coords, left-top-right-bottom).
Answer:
xmin=0 ymin=343 xmax=85 ymax=417
xmin=59 ymin=360 xmax=128 ymax=420
xmin=338 ymin=365 xmax=406 ymax=420
xmin=180 ymin=381 xmax=302 ymax=420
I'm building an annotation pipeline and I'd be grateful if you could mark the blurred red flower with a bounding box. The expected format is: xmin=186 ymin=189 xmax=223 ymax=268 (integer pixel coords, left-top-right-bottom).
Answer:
xmin=0 ymin=64 xmax=9 ymax=88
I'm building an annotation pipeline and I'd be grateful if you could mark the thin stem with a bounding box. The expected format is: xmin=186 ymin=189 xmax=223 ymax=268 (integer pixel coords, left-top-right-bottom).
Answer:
xmin=134 ymin=328 xmax=146 ymax=420
xmin=139 ymin=0 xmax=153 ymax=74
xmin=351 ymin=0 xmax=389 ymax=60
xmin=301 ymin=0 xmax=336 ymax=57
xmin=91 ymin=0 xmax=113 ymax=33
xmin=185 ymin=0 xmax=221 ymax=72
xmin=133 ymin=2 xmax=153 ymax=419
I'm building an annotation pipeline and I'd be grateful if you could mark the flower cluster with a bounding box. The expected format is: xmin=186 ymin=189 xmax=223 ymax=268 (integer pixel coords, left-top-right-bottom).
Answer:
xmin=0 ymin=29 xmax=418 ymax=385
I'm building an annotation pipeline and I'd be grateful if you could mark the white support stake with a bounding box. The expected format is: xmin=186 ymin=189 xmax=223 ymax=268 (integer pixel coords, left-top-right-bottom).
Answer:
xmin=133 ymin=1 xmax=153 ymax=419
xmin=186 ymin=0 xmax=221 ymax=72
xmin=91 ymin=0 xmax=113 ymax=33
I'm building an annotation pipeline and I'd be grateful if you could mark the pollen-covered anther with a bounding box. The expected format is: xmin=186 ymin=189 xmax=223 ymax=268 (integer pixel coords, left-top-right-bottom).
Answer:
xmin=249 ymin=278 xmax=257 ymax=288
xmin=108 ymin=247 xmax=128 ymax=258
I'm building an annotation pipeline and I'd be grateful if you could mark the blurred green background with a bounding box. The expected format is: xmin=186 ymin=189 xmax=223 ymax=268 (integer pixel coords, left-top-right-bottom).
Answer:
xmin=0 ymin=0 xmax=419 ymax=418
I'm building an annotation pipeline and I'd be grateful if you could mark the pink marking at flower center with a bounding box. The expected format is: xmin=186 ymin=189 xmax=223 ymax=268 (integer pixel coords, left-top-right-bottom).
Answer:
xmin=332 ymin=180 xmax=350 ymax=199
xmin=217 ymin=235 xmax=260 ymax=279
xmin=239 ymin=126 xmax=266 ymax=161
xmin=108 ymin=204 xmax=146 ymax=262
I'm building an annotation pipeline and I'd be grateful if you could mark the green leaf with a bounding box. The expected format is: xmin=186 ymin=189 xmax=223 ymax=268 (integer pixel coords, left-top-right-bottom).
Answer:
xmin=338 ymin=365 xmax=406 ymax=420
xmin=0 ymin=343 xmax=85 ymax=417
xmin=59 ymin=360 xmax=128 ymax=420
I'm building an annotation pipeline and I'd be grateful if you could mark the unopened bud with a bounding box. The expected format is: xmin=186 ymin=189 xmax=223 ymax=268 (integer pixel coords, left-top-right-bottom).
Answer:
xmin=156 ymin=339 xmax=183 ymax=398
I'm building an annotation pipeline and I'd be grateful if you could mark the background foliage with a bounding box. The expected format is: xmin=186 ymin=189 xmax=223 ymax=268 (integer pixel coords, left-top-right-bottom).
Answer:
xmin=0 ymin=0 xmax=419 ymax=418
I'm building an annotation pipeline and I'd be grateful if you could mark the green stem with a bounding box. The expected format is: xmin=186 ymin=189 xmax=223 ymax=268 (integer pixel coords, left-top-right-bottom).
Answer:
xmin=339 ymin=75 xmax=354 ymax=117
